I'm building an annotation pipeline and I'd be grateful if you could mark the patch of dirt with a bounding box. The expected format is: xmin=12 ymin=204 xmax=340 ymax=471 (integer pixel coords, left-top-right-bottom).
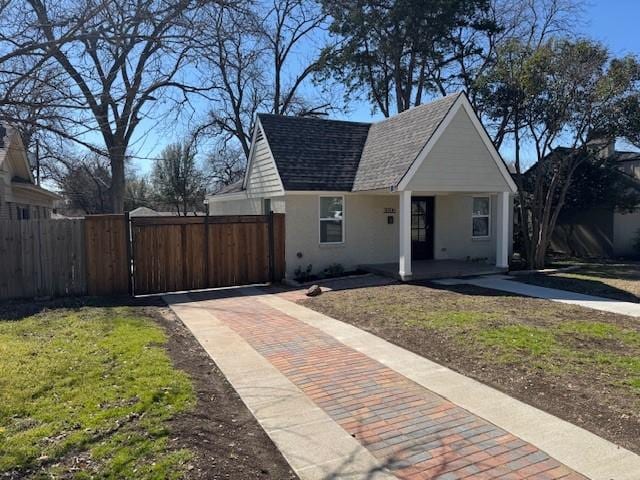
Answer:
xmin=300 ymin=283 xmax=640 ymax=454
xmin=149 ymin=306 xmax=298 ymax=480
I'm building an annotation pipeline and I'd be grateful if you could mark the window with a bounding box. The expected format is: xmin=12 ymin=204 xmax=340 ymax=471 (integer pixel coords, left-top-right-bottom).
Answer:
xmin=16 ymin=205 xmax=30 ymax=220
xmin=263 ymin=198 xmax=271 ymax=214
xmin=319 ymin=196 xmax=344 ymax=243
xmin=472 ymin=197 xmax=490 ymax=238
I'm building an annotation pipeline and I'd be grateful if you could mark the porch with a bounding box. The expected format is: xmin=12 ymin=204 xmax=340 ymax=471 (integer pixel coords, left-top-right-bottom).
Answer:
xmin=361 ymin=259 xmax=507 ymax=281
xmin=395 ymin=190 xmax=512 ymax=281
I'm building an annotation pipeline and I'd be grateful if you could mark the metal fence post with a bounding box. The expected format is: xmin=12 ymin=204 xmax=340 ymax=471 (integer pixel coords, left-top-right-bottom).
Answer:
xmin=204 ymin=204 xmax=210 ymax=286
xmin=124 ymin=211 xmax=133 ymax=296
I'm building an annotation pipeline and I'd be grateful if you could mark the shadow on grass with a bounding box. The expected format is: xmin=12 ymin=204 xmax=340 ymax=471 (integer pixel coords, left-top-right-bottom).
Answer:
xmin=0 ymin=295 xmax=164 ymax=321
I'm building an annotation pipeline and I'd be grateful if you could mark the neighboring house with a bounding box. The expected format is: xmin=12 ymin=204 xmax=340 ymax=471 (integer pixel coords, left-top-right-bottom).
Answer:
xmin=0 ymin=124 xmax=59 ymax=220
xmin=207 ymin=92 xmax=517 ymax=280
xmin=549 ymin=144 xmax=640 ymax=258
xmin=129 ymin=206 xmax=201 ymax=217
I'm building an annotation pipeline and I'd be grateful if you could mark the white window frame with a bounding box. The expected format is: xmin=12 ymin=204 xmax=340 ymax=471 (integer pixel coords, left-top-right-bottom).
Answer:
xmin=472 ymin=196 xmax=491 ymax=239
xmin=319 ymin=195 xmax=345 ymax=244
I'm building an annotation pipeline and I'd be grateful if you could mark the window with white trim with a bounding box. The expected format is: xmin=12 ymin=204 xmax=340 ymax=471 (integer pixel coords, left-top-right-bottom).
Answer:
xmin=319 ymin=196 xmax=344 ymax=243
xmin=472 ymin=197 xmax=490 ymax=238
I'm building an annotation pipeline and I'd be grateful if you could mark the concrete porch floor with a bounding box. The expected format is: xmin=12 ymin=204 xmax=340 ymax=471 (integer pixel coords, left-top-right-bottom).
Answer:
xmin=360 ymin=259 xmax=506 ymax=281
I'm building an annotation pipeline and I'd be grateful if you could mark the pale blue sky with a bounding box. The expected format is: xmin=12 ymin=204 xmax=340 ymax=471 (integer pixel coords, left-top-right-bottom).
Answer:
xmin=129 ymin=0 xmax=640 ymax=174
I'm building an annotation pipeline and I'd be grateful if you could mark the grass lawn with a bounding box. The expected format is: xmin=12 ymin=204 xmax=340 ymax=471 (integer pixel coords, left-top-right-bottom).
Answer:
xmin=0 ymin=301 xmax=298 ymax=479
xmin=515 ymin=260 xmax=640 ymax=303
xmin=0 ymin=304 xmax=195 ymax=479
xmin=301 ymin=282 xmax=640 ymax=453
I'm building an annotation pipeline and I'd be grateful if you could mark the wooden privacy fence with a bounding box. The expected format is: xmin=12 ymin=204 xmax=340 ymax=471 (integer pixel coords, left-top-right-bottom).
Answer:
xmin=85 ymin=215 xmax=130 ymax=296
xmin=131 ymin=214 xmax=285 ymax=295
xmin=0 ymin=213 xmax=285 ymax=301
xmin=0 ymin=219 xmax=86 ymax=300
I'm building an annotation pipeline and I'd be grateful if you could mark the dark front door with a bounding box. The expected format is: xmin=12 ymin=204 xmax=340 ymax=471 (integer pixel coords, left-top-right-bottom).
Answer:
xmin=411 ymin=197 xmax=434 ymax=260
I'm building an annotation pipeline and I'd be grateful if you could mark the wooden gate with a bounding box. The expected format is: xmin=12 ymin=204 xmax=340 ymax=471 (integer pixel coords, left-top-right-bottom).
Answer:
xmin=130 ymin=214 xmax=285 ymax=295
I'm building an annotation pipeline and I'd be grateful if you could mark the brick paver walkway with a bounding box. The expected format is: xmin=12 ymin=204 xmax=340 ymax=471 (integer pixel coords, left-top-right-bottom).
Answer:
xmin=196 ymin=292 xmax=586 ymax=480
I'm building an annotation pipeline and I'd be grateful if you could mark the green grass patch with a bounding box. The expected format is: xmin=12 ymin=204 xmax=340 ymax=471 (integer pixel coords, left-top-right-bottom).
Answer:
xmin=0 ymin=306 xmax=195 ymax=478
xmin=404 ymin=310 xmax=498 ymax=329
xmin=402 ymin=308 xmax=640 ymax=389
xmin=557 ymin=321 xmax=640 ymax=347
xmin=478 ymin=325 xmax=557 ymax=356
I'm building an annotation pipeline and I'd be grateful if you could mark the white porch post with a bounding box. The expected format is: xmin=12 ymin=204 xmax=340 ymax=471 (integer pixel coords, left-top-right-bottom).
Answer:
xmin=399 ymin=190 xmax=412 ymax=280
xmin=496 ymin=191 xmax=510 ymax=268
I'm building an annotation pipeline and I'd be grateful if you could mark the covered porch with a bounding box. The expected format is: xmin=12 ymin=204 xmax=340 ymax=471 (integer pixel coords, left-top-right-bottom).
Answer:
xmin=394 ymin=190 xmax=512 ymax=281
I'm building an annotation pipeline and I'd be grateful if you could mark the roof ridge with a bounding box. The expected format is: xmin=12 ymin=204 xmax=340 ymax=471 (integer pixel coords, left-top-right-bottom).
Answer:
xmin=371 ymin=92 xmax=463 ymax=127
xmin=256 ymin=112 xmax=372 ymax=127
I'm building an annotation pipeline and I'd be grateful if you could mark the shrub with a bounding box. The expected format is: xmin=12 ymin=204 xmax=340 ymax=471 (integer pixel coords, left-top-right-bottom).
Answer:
xmin=323 ymin=263 xmax=345 ymax=278
xmin=294 ymin=264 xmax=313 ymax=282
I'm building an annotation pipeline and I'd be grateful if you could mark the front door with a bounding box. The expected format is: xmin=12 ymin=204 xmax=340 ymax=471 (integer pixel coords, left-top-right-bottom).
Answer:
xmin=411 ymin=197 xmax=434 ymax=260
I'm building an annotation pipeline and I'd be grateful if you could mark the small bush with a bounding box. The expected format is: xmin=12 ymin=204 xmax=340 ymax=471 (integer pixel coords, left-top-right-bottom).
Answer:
xmin=294 ymin=264 xmax=313 ymax=282
xmin=323 ymin=263 xmax=345 ymax=278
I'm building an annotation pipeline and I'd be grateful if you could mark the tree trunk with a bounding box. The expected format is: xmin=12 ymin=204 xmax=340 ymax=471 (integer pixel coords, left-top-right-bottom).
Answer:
xmin=109 ymin=144 xmax=126 ymax=213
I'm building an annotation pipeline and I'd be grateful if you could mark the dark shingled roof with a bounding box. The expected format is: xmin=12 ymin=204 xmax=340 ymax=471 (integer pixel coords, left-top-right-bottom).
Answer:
xmin=353 ymin=93 xmax=461 ymax=191
xmin=250 ymin=93 xmax=464 ymax=192
xmin=257 ymin=113 xmax=371 ymax=191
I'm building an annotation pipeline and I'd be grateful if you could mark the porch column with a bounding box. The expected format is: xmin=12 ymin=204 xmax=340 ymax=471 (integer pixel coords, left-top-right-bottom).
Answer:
xmin=496 ymin=191 xmax=510 ymax=268
xmin=399 ymin=190 xmax=412 ymax=280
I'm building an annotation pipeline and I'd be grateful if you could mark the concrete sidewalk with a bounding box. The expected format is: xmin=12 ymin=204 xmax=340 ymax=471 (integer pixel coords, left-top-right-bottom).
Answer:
xmin=435 ymin=275 xmax=640 ymax=318
xmin=165 ymin=287 xmax=640 ymax=480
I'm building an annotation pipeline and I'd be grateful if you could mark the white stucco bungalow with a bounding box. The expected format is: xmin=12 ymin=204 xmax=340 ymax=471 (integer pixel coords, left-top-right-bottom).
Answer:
xmin=207 ymin=92 xmax=517 ymax=281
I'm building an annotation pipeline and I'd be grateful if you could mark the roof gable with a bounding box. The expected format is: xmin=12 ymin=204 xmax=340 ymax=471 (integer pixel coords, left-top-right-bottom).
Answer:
xmin=250 ymin=92 xmax=515 ymax=194
xmin=402 ymin=106 xmax=513 ymax=192
xmin=257 ymin=113 xmax=370 ymax=191
xmin=352 ymin=93 xmax=461 ymax=191
xmin=0 ymin=126 xmax=33 ymax=182
xmin=244 ymin=121 xmax=284 ymax=196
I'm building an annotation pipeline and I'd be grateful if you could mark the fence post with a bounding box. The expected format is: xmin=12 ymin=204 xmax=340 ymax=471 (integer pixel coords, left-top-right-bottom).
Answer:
xmin=268 ymin=211 xmax=275 ymax=283
xmin=124 ymin=211 xmax=133 ymax=296
xmin=204 ymin=205 xmax=210 ymax=285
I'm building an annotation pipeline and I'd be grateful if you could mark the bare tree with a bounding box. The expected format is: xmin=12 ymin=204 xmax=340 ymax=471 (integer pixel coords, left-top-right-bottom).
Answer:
xmin=0 ymin=0 xmax=214 ymax=212
xmin=152 ymin=141 xmax=206 ymax=215
xmin=199 ymin=0 xmax=330 ymax=157
xmin=55 ymin=153 xmax=113 ymax=214
xmin=260 ymin=0 xmax=329 ymax=115
xmin=199 ymin=5 xmax=267 ymax=157
xmin=205 ymin=143 xmax=246 ymax=192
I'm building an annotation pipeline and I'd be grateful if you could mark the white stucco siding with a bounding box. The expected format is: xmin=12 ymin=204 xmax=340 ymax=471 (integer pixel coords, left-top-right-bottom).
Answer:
xmin=208 ymin=196 xmax=285 ymax=216
xmin=246 ymin=128 xmax=283 ymax=198
xmin=405 ymin=108 xmax=511 ymax=192
xmin=284 ymin=194 xmax=399 ymax=278
xmin=613 ymin=209 xmax=640 ymax=256
xmin=433 ymin=194 xmax=497 ymax=262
